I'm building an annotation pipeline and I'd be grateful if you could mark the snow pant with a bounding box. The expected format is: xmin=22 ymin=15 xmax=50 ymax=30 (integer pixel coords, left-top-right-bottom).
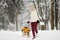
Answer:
xmin=31 ymin=22 xmax=38 ymax=38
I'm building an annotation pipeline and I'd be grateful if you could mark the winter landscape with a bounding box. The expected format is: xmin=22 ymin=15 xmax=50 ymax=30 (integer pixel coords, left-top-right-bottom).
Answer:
xmin=0 ymin=0 xmax=60 ymax=40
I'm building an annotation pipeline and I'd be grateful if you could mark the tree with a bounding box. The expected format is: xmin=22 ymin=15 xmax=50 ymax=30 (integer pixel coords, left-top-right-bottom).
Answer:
xmin=51 ymin=0 xmax=54 ymax=30
xmin=6 ymin=0 xmax=19 ymax=31
xmin=55 ymin=0 xmax=58 ymax=30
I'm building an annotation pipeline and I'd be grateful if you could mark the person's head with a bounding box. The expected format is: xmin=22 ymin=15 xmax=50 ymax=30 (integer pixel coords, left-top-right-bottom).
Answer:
xmin=29 ymin=3 xmax=35 ymax=12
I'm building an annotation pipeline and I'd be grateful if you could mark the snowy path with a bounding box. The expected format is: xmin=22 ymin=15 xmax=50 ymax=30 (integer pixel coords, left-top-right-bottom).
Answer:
xmin=0 ymin=30 xmax=60 ymax=40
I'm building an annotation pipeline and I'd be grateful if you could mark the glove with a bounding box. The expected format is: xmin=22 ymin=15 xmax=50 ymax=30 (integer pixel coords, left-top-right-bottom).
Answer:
xmin=27 ymin=21 xmax=30 ymax=24
xmin=37 ymin=20 xmax=40 ymax=23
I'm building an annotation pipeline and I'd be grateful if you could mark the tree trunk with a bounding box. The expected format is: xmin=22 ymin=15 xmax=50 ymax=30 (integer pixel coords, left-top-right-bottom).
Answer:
xmin=55 ymin=0 xmax=58 ymax=30
xmin=16 ymin=10 xmax=18 ymax=31
xmin=51 ymin=0 xmax=54 ymax=30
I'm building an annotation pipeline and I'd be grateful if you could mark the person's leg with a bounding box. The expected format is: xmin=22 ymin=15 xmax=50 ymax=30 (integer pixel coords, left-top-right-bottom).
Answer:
xmin=31 ymin=22 xmax=35 ymax=38
xmin=34 ymin=22 xmax=38 ymax=34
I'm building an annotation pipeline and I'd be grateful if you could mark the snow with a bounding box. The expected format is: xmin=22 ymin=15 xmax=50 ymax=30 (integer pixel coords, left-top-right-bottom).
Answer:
xmin=0 ymin=30 xmax=60 ymax=40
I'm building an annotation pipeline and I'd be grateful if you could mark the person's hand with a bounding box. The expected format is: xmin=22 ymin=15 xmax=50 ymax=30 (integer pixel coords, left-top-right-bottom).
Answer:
xmin=27 ymin=21 xmax=30 ymax=23
xmin=37 ymin=20 xmax=40 ymax=23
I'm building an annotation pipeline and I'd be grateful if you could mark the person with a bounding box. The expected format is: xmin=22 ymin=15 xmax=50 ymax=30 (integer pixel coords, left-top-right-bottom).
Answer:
xmin=27 ymin=2 xmax=41 ymax=39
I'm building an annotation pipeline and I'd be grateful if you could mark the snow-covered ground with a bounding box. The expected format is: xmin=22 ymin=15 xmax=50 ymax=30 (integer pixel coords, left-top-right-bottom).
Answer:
xmin=0 ymin=30 xmax=60 ymax=40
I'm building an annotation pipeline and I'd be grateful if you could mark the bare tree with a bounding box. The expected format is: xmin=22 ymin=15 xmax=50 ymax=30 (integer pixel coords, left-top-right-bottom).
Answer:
xmin=54 ymin=0 xmax=58 ymax=30
xmin=51 ymin=0 xmax=54 ymax=30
